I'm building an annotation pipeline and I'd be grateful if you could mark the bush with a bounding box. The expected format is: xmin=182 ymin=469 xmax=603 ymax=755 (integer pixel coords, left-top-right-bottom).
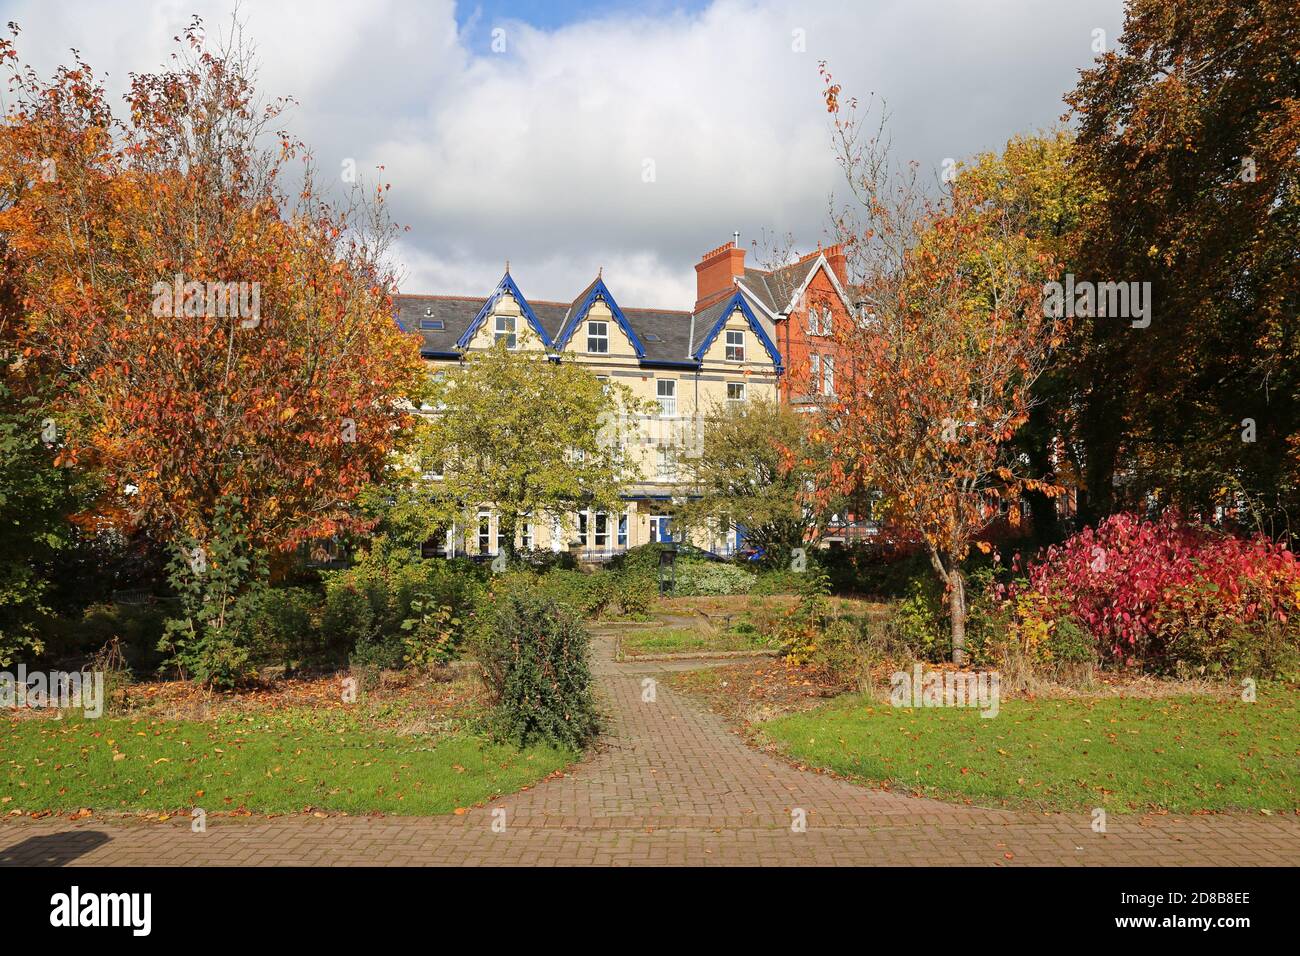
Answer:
xmin=158 ymin=503 xmax=264 ymax=688
xmin=1022 ymin=512 xmax=1300 ymax=673
xmin=750 ymin=568 xmax=805 ymax=595
xmin=520 ymin=569 xmax=613 ymax=618
xmin=673 ymin=558 xmax=753 ymax=596
xmin=472 ymin=589 xmax=598 ymax=749
xmin=322 ymin=544 xmax=485 ymax=670
xmin=40 ymin=602 xmax=167 ymax=671
xmin=886 ymin=574 xmax=947 ymax=661
xmin=238 ymin=586 xmax=317 ymax=671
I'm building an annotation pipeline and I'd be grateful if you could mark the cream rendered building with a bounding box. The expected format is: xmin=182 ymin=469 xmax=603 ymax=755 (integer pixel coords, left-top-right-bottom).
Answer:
xmin=395 ymin=250 xmax=785 ymax=559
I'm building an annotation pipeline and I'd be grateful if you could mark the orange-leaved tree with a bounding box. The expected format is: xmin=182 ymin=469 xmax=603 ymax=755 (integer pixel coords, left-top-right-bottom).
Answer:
xmin=802 ymin=65 xmax=1068 ymax=663
xmin=0 ymin=18 xmax=424 ymax=556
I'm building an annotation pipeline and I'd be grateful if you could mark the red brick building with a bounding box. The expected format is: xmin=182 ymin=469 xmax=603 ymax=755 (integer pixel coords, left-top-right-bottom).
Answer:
xmin=691 ymin=239 xmax=855 ymax=410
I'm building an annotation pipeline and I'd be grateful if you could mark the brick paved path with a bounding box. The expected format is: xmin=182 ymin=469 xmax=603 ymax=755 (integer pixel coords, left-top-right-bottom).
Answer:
xmin=2 ymin=630 xmax=1297 ymax=866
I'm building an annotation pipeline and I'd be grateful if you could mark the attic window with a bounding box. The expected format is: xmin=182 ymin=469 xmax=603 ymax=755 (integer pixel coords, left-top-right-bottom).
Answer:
xmin=644 ymin=333 xmax=661 ymax=342
xmin=419 ymin=318 xmax=444 ymax=331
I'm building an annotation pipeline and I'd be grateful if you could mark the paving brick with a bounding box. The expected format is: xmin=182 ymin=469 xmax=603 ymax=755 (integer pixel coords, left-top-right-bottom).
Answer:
xmin=2 ymin=630 xmax=1297 ymax=866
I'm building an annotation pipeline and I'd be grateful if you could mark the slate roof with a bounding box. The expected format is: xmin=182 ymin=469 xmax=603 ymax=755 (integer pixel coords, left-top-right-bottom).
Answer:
xmin=394 ymin=267 xmax=780 ymax=368
xmin=394 ymin=295 xmax=484 ymax=356
xmin=739 ymin=257 xmax=821 ymax=315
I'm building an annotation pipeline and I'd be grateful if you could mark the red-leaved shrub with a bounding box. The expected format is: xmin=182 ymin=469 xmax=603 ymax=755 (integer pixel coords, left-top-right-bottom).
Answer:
xmin=1025 ymin=512 xmax=1300 ymax=668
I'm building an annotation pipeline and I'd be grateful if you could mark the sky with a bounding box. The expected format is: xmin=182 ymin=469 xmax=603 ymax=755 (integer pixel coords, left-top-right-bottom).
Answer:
xmin=0 ymin=0 xmax=1127 ymax=309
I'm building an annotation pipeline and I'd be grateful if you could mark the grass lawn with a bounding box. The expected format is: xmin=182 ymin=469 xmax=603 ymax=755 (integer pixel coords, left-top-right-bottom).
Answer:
xmin=1 ymin=702 xmax=572 ymax=817
xmin=760 ymin=689 xmax=1300 ymax=813
xmin=619 ymin=626 xmax=774 ymax=657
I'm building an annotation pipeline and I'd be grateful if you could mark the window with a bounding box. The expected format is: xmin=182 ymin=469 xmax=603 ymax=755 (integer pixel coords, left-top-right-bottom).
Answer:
xmin=657 ymin=378 xmax=676 ymax=416
xmin=725 ymin=329 xmax=745 ymax=361
xmin=419 ymin=318 xmax=444 ymax=331
xmin=478 ymin=511 xmax=491 ymax=554
xmin=520 ymin=518 xmax=532 ymax=550
xmin=587 ymin=320 xmax=609 ymax=354
xmin=823 ymin=355 xmax=834 ymax=395
xmin=577 ymin=512 xmax=589 ymax=545
xmin=657 ymin=446 xmax=677 ymax=481
xmin=617 ymin=512 xmax=628 ymax=547
xmin=807 ymin=308 xmax=818 ymax=335
xmin=821 ymin=307 xmax=833 ymax=336
xmin=727 ymin=382 xmax=746 ymax=403
xmin=594 ymin=512 xmax=609 ymax=548
xmin=809 ymin=353 xmax=820 ymax=392
xmin=495 ymin=314 xmax=517 ymax=348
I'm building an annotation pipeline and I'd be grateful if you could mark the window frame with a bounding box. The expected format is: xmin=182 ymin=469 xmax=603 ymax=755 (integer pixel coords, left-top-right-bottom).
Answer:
xmin=587 ymin=320 xmax=609 ymax=354
xmin=656 ymin=378 xmax=677 ymax=417
xmin=726 ymin=381 xmax=746 ymax=404
xmin=724 ymin=329 xmax=745 ymax=362
xmin=494 ymin=314 xmax=517 ymax=349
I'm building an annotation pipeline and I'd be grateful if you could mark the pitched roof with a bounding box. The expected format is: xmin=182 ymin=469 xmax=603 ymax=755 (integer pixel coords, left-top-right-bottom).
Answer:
xmin=395 ymin=268 xmax=786 ymax=370
xmin=689 ymin=291 xmax=783 ymax=371
xmin=395 ymin=295 xmax=485 ymax=356
xmin=740 ymin=257 xmax=821 ymax=315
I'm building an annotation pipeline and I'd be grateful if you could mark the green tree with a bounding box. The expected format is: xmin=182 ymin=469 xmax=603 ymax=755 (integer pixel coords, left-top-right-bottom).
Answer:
xmin=954 ymin=130 xmax=1103 ymax=543
xmin=393 ymin=335 xmax=647 ymax=560
xmin=679 ymin=398 xmax=828 ymax=564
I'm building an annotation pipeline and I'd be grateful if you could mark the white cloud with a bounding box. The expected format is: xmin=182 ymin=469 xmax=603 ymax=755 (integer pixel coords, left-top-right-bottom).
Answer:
xmin=0 ymin=0 xmax=1125 ymax=307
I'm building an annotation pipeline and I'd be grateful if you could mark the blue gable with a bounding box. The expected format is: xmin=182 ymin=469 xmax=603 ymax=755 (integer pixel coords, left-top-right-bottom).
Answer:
xmin=554 ymin=278 xmax=646 ymax=358
xmin=691 ymin=292 xmax=783 ymax=373
xmin=455 ymin=272 xmax=553 ymax=349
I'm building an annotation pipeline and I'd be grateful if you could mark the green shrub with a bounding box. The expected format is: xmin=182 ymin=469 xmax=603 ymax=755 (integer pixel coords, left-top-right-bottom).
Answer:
xmin=158 ymin=503 xmax=264 ymax=688
xmin=238 ymin=586 xmax=317 ymax=671
xmin=885 ymin=574 xmax=947 ymax=661
xmin=522 ymin=569 xmax=613 ymax=618
xmin=750 ymin=568 xmax=805 ymax=595
xmin=611 ymin=569 xmax=656 ymax=617
xmin=322 ymin=544 xmax=485 ymax=669
xmin=472 ymin=589 xmax=598 ymax=749
xmin=673 ymin=558 xmax=753 ymax=596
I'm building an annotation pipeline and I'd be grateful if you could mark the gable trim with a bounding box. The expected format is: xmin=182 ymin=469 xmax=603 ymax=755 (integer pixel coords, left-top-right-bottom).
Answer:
xmin=691 ymin=292 xmax=783 ymax=373
xmin=786 ymin=254 xmax=854 ymax=316
xmin=455 ymin=272 xmax=553 ymax=349
xmin=554 ymin=278 xmax=646 ymax=358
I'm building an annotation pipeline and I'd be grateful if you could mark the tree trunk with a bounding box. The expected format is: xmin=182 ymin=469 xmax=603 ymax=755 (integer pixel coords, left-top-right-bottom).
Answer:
xmin=499 ymin=512 xmax=517 ymax=562
xmin=928 ymin=548 xmax=968 ymax=665
xmin=948 ymin=571 xmax=967 ymax=666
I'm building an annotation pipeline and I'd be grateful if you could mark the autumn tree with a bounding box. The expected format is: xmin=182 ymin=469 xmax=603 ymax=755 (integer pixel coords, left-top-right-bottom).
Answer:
xmin=807 ymin=67 xmax=1066 ymax=663
xmin=390 ymin=335 xmax=646 ymax=561
xmin=954 ymin=131 xmax=1103 ymax=542
xmin=679 ymin=397 xmax=830 ymax=565
xmin=0 ymin=18 xmax=424 ymax=559
xmin=1066 ymin=0 xmax=1299 ymax=535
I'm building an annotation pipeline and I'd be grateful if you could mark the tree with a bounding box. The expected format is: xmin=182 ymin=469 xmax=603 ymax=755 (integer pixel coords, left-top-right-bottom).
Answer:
xmin=807 ymin=66 xmax=1066 ymax=663
xmin=0 ymin=18 xmax=425 ymax=557
xmin=679 ymin=397 xmax=828 ymax=564
xmin=954 ymin=131 xmax=1103 ymax=544
xmin=1066 ymin=0 xmax=1299 ymax=536
xmin=394 ymin=335 xmax=646 ymax=560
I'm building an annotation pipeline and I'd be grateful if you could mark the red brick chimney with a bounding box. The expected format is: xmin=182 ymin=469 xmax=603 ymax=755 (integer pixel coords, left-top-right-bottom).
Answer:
xmin=694 ymin=241 xmax=746 ymax=312
xmin=823 ymin=243 xmax=848 ymax=284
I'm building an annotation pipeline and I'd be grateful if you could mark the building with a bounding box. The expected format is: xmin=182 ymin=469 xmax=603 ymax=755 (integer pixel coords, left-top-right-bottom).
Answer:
xmin=394 ymin=239 xmax=857 ymax=559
